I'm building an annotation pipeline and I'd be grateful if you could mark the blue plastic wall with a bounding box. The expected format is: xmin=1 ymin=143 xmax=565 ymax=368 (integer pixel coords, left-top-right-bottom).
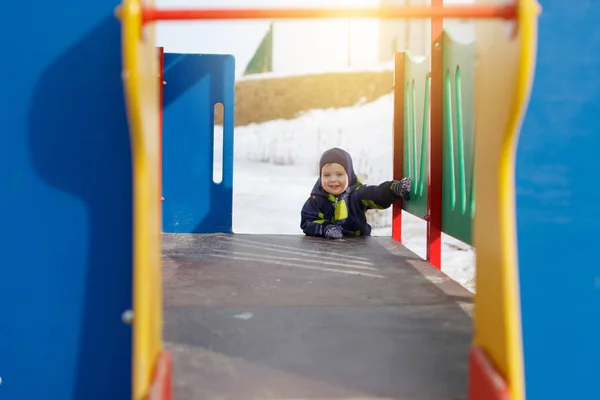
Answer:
xmin=162 ymin=53 xmax=235 ymax=234
xmin=516 ymin=1 xmax=600 ymax=399
xmin=0 ymin=1 xmax=132 ymax=399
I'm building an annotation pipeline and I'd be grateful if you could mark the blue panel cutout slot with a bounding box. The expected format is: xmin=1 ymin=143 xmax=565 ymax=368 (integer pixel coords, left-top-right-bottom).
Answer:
xmin=213 ymin=102 xmax=224 ymax=184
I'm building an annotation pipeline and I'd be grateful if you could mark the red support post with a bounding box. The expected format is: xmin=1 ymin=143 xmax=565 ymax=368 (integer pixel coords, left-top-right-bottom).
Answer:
xmin=146 ymin=351 xmax=172 ymax=400
xmin=468 ymin=346 xmax=511 ymax=400
xmin=141 ymin=5 xmax=517 ymax=24
xmin=392 ymin=52 xmax=405 ymax=243
xmin=427 ymin=1 xmax=443 ymax=269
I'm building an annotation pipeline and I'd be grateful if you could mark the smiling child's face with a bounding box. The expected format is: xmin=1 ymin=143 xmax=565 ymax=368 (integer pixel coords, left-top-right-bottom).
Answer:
xmin=321 ymin=162 xmax=349 ymax=196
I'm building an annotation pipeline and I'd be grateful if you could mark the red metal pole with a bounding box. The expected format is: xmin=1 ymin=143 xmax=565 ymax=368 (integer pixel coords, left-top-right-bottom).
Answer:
xmin=392 ymin=52 xmax=405 ymax=243
xmin=427 ymin=1 xmax=443 ymax=269
xmin=147 ymin=351 xmax=172 ymax=400
xmin=468 ymin=346 xmax=511 ymax=400
xmin=142 ymin=5 xmax=517 ymax=24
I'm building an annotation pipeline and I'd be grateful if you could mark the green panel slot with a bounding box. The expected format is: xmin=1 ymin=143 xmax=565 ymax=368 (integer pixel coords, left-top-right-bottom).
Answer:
xmin=411 ymin=79 xmax=418 ymax=189
xmin=404 ymin=82 xmax=412 ymax=180
xmin=455 ymin=67 xmax=467 ymax=215
xmin=444 ymin=70 xmax=456 ymax=211
xmin=401 ymin=52 xmax=430 ymax=219
xmin=419 ymin=76 xmax=430 ymax=197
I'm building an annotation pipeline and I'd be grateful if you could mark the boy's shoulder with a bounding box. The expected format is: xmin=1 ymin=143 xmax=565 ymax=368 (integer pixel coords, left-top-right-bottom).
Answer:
xmin=303 ymin=194 xmax=330 ymax=212
xmin=348 ymin=182 xmax=364 ymax=193
xmin=306 ymin=194 xmax=327 ymax=203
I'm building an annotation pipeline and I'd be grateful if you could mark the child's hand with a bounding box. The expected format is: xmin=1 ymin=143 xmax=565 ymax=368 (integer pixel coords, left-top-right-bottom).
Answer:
xmin=324 ymin=225 xmax=344 ymax=239
xmin=391 ymin=177 xmax=411 ymax=201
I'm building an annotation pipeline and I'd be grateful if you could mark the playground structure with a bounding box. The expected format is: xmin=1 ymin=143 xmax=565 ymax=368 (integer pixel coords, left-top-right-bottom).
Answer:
xmin=2 ymin=0 xmax=599 ymax=399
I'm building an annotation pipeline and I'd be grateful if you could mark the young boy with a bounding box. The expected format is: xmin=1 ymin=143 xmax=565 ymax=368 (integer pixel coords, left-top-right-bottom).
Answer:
xmin=300 ymin=147 xmax=411 ymax=239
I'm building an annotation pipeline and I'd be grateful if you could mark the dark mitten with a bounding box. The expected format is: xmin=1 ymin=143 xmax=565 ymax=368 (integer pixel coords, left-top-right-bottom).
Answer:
xmin=391 ymin=177 xmax=411 ymax=201
xmin=324 ymin=224 xmax=344 ymax=239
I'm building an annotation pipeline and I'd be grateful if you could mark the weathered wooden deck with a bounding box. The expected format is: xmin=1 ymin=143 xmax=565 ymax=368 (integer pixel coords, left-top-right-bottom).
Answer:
xmin=162 ymin=233 xmax=473 ymax=399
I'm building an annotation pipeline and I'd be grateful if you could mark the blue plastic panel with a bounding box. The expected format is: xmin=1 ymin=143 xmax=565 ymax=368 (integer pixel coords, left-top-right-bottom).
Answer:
xmin=162 ymin=53 xmax=235 ymax=233
xmin=0 ymin=2 xmax=132 ymax=399
xmin=516 ymin=1 xmax=600 ymax=399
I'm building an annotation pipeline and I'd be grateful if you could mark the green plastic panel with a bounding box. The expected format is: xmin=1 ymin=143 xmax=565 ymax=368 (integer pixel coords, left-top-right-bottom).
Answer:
xmin=441 ymin=31 xmax=475 ymax=244
xmin=402 ymin=52 xmax=430 ymax=219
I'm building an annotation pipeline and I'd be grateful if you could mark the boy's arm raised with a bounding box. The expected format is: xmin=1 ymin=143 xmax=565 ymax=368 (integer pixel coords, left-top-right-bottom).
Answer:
xmin=355 ymin=177 xmax=411 ymax=210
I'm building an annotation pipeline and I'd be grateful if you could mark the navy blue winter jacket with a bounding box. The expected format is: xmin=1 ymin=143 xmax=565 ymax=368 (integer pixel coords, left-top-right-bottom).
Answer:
xmin=300 ymin=179 xmax=403 ymax=237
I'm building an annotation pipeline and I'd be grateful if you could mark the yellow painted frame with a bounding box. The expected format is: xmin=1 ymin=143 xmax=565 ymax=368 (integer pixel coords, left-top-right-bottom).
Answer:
xmin=118 ymin=0 xmax=163 ymax=398
xmin=473 ymin=0 xmax=540 ymax=399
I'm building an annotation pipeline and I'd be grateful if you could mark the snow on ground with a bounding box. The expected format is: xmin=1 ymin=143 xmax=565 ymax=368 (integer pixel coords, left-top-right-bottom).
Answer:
xmin=218 ymin=93 xmax=475 ymax=292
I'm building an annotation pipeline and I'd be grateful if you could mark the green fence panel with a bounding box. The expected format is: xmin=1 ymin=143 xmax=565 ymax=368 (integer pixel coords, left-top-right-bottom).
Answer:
xmin=402 ymin=52 xmax=430 ymax=219
xmin=441 ymin=31 xmax=475 ymax=245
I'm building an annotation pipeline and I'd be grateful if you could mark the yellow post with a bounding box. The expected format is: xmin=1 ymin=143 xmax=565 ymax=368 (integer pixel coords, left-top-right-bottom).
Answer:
xmin=119 ymin=0 xmax=164 ymax=398
xmin=472 ymin=0 xmax=541 ymax=399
